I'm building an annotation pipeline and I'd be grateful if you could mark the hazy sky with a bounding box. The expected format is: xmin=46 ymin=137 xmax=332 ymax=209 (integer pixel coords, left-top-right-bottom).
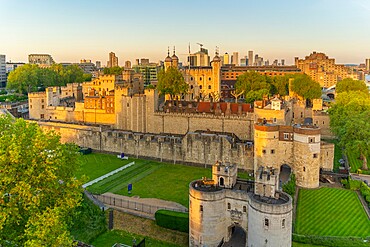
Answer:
xmin=2 ymin=0 xmax=370 ymax=65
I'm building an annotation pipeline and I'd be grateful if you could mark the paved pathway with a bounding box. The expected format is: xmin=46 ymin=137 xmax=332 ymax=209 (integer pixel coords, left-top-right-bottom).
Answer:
xmin=82 ymin=161 xmax=135 ymax=188
xmin=93 ymin=192 xmax=188 ymax=219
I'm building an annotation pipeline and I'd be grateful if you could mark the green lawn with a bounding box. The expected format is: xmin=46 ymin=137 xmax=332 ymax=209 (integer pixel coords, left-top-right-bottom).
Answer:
xmin=75 ymin=153 xmax=134 ymax=181
xmin=115 ymin=160 xmax=211 ymax=207
xmin=91 ymin=230 xmax=183 ymax=247
xmin=79 ymin=153 xmax=211 ymax=207
xmin=348 ymin=151 xmax=370 ymax=174
xmin=292 ymin=243 xmax=325 ymax=247
xmin=295 ymin=187 xmax=370 ymax=237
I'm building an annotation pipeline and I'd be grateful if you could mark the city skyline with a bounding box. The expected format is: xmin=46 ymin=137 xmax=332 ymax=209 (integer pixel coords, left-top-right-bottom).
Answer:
xmin=2 ymin=0 xmax=370 ymax=65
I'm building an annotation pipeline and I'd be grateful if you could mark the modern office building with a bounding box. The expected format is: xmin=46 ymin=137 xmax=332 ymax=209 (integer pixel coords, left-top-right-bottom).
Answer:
xmin=188 ymin=48 xmax=210 ymax=67
xmin=0 ymin=55 xmax=6 ymax=87
xmin=223 ymin=52 xmax=230 ymax=65
xmin=28 ymin=54 xmax=55 ymax=67
xmin=78 ymin=59 xmax=97 ymax=74
xmin=248 ymin=51 xmax=253 ymax=66
xmin=132 ymin=59 xmax=160 ymax=86
xmin=107 ymin=52 xmax=118 ymax=68
xmin=232 ymin=52 xmax=239 ymax=66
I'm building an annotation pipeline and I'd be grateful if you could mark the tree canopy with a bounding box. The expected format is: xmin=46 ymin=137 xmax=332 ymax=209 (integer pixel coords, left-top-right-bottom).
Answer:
xmin=290 ymin=74 xmax=322 ymax=100
xmin=157 ymin=67 xmax=188 ymax=100
xmin=235 ymin=71 xmax=270 ymax=102
xmin=7 ymin=64 xmax=91 ymax=94
xmin=336 ymin=78 xmax=368 ymax=94
xmin=0 ymin=116 xmax=83 ymax=246
xmin=329 ymin=91 xmax=370 ymax=170
xmin=103 ymin=66 xmax=123 ymax=75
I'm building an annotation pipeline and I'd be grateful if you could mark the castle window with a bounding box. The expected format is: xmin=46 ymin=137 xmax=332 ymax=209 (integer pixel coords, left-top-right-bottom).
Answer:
xmin=262 ymin=149 xmax=266 ymax=154
xmin=127 ymin=103 xmax=129 ymax=107
xmin=273 ymin=118 xmax=276 ymax=123
xmin=220 ymin=177 xmax=224 ymax=186
xmin=309 ymin=137 xmax=315 ymax=143
xmin=227 ymin=203 xmax=231 ymax=210
xmin=190 ymin=85 xmax=193 ymax=89
xmin=264 ymin=218 xmax=269 ymax=228
xmin=271 ymin=149 xmax=275 ymax=154
xmin=313 ymin=153 xmax=318 ymax=158
xmin=199 ymin=77 xmax=202 ymax=81
xmin=199 ymin=85 xmax=202 ymax=90
xmin=322 ymin=121 xmax=325 ymax=125
xmin=303 ymin=167 xmax=306 ymax=172
xmin=284 ymin=133 xmax=289 ymax=140
xmin=41 ymin=99 xmax=44 ymax=103
xmin=282 ymin=219 xmax=286 ymax=228
xmin=208 ymin=85 xmax=211 ymax=90
xmin=41 ymin=105 xmax=44 ymax=109
xmin=40 ymin=114 xmax=44 ymax=119
xmin=30 ymin=105 xmax=32 ymax=109
xmin=200 ymin=205 xmax=203 ymax=212
xmin=243 ymin=206 xmax=247 ymax=212
xmin=190 ymin=77 xmax=193 ymax=81
xmin=301 ymin=112 xmax=303 ymax=118
xmin=209 ymin=77 xmax=211 ymax=81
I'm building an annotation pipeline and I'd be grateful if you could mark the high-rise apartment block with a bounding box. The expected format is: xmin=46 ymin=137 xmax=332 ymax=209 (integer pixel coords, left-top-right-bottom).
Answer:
xmin=107 ymin=52 xmax=118 ymax=68
xmin=96 ymin=61 xmax=101 ymax=69
xmin=28 ymin=54 xmax=55 ymax=67
xmin=248 ymin=51 xmax=253 ymax=66
xmin=0 ymin=55 xmax=6 ymax=87
xmin=295 ymin=51 xmax=358 ymax=88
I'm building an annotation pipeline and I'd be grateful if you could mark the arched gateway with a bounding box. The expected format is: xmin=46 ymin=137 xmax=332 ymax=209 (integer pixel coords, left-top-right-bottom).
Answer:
xmin=189 ymin=162 xmax=292 ymax=247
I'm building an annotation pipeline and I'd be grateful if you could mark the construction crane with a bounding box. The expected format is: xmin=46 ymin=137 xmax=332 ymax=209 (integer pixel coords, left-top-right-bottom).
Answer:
xmin=196 ymin=43 xmax=203 ymax=50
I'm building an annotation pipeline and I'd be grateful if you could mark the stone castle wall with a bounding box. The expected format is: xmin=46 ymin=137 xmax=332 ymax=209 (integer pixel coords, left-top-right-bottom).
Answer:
xmin=36 ymin=121 xmax=254 ymax=170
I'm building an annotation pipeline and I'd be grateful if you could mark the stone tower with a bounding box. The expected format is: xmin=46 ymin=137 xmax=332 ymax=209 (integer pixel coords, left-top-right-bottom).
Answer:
xmin=211 ymin=52 xmax=221 ymax=100
xmin=254 ymin=123 xmax=322 ymax=188
xmin=171 ymin=46 xmax=179 ymax=68
xmin=248 ymin=166 xmax=292 ymax=247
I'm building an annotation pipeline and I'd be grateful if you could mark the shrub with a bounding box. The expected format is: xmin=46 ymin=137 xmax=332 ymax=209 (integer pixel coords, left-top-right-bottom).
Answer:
xmin=155 ymin=210 xmax=189 ymax=233
xmin=282 ymin=173 xmax=296 ymax=197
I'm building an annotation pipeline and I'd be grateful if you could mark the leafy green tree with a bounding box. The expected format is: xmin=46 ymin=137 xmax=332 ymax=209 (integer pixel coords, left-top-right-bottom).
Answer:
xmin=0 ymin=116 xmax=83 ymax=246
xmin=235 ymin=71 xmax=270 ymax=98
xmin=291 ymin=74 xmax=322 ymax=99
xmin=6 ymin=64 xmax=40 ymax=93
xmin=271 ymin=75 xmax=290 ymax=96
xmin=329 ymin=91 xmax=370 ymax=170
xmin=83 ymin=73 xmax=92 ymax=82
xmin=244 ymin=88 xmax=269 ymax=103
xmin=60 ymin=65 xmax=85 ymax=84
xmin=336 ymin=78 xmax=368 ymax=94
xmin=157 ymin=67 xmax=188 ymax=100
xmin=103 ymin=66 xmax=123 ymax=75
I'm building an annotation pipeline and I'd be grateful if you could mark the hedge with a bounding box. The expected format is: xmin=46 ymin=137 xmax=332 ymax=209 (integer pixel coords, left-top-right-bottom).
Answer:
xmin=292 ymin=233 xmax=370 ymax=247
xmin=342 ymin=178 xmax=370 ymax=206
xmin=154 ymin=210 xmax=189 ymax=233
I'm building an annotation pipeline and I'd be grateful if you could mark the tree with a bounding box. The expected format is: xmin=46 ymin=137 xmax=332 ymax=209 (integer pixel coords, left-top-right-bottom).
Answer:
xmin=7 ymin=64 xmax=40 ymax=93
xmin=7 ymin=64 xmax=88 ymax=94
xmin=271 ymin=75 xmax=290 ymax=96
xmin=0 ymin=116 xmax=83 ymax=246
xmin=157 ymin=67 xmax=188 ymax=100
xmin=244 ymin=88 xmax=269 ymax=103
xmin=290 ymin=74 xmax=322 ymax=99
xmin=336 ymin=78 xmax=368 ymax=94
xmin=103 ymin=66 xmax=123 ymax=75
xmin=329 ymin=91 xmax=370 ymax=170
xmin=235 ymin=71 xmax=270 ymax=97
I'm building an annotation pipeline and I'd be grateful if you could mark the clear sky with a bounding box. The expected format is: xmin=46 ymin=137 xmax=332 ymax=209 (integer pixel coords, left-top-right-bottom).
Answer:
xmin=2 ymin=0 xmax=370 ymax=65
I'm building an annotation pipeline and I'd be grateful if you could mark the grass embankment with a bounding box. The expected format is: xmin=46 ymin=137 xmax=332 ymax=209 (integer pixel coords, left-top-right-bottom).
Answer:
xmin=295 ymin=187 xmax=370 ymax=237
